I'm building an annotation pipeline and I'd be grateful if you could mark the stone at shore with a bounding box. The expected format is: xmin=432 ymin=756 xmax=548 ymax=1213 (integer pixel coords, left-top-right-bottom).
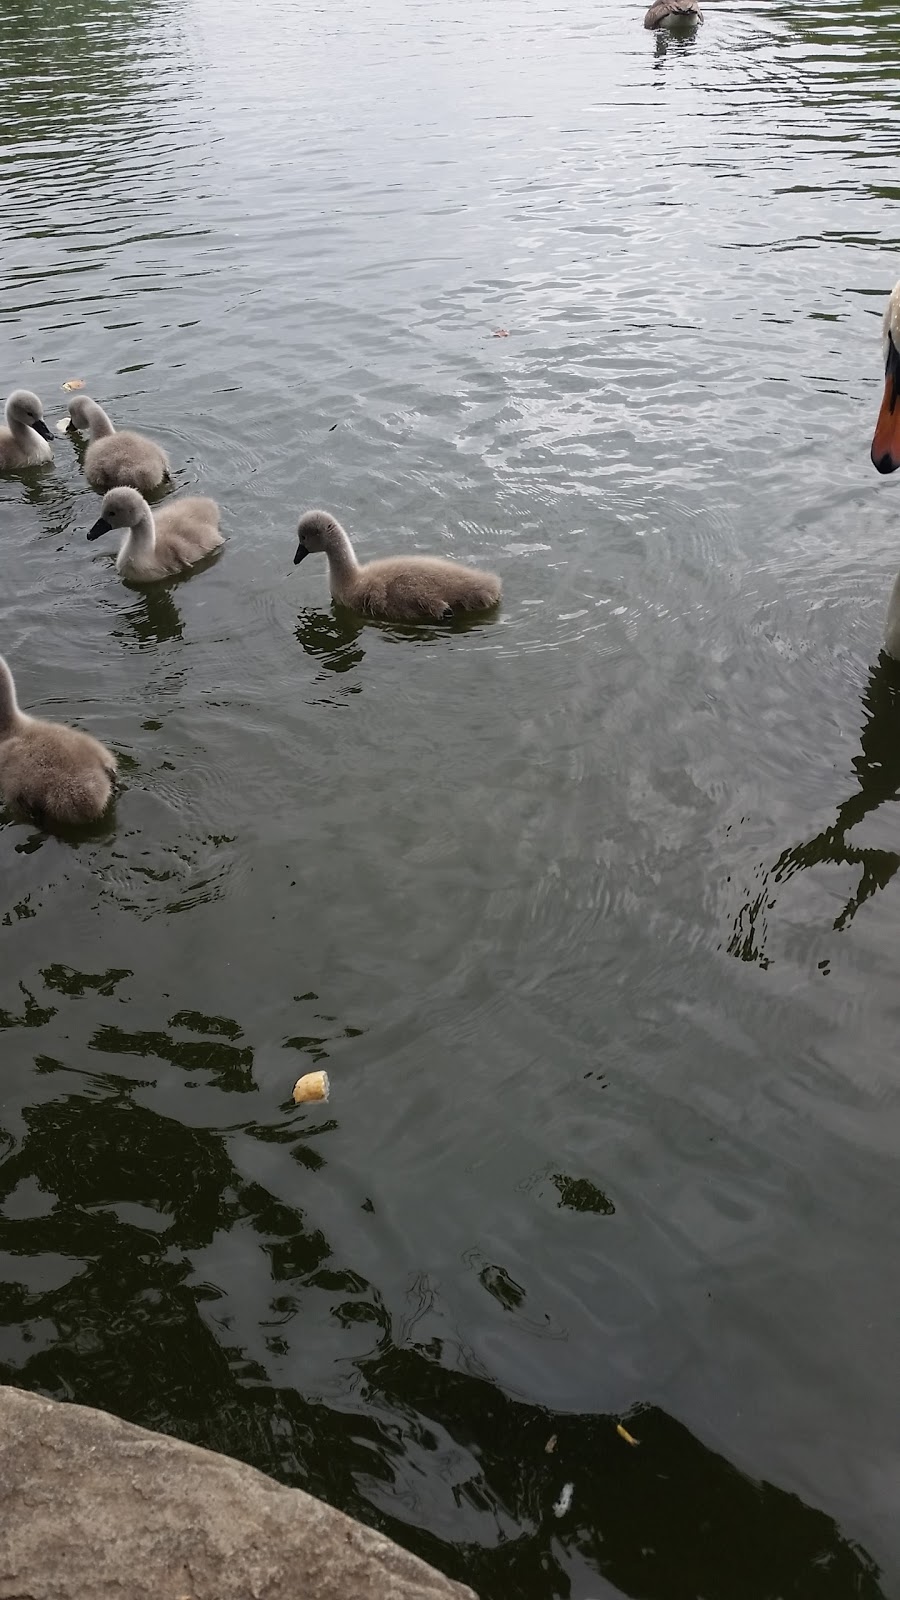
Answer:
xmin=0 ymin=1384 xmax=477 ymax=1600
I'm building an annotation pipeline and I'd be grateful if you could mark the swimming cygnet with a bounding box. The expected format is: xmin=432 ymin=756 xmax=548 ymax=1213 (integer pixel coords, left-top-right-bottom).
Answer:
xmin=88 ymin=485 xmax=223 ymax=581
xmin=0 ymin=655 xmax=116 ymax=826
xmin=67 ymin=395 xmax=170 ymax=494
xmin=643 ymin=0 xmax=703 ymax=25
xmin=292 ymin=509 xmax=502 ymax=622
xmin=0 ymin=390 xmax=55 ymax=469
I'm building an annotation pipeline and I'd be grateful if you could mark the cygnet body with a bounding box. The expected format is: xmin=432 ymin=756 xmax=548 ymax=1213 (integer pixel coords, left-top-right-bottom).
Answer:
xmin=88 ymin=485 xmax=223 ymax=581
xmin=0 ymin=390 xmax=54 ymax=469
xmin=0 ymin=655 xmax=116 ymax=826
xmin=644 ymin=0 xmax=702 ymax=25
xmin=292 ymin=510 xmax=502 ymax=622
xmin=67 ymin=395 xmax=170 ymax=494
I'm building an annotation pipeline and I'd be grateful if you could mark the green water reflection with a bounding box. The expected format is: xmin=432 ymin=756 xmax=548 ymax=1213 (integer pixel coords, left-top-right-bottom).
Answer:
xmin=0 ymin=1039 xmax=886 ymax=1600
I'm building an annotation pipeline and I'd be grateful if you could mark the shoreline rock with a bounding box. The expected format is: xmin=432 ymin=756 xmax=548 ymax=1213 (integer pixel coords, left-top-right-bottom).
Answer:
xmin=0 ymin=1384 xmax=477 ymax=1600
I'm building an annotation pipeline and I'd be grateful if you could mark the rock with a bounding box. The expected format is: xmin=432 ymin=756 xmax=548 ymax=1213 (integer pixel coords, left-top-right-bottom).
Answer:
xmin=0 ymin=1384 xmax=477 ymax=1600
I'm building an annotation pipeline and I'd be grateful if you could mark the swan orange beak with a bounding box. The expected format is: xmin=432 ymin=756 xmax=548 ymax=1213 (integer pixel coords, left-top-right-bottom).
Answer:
xmin=872 ymin=332 xmax=900 ymax=474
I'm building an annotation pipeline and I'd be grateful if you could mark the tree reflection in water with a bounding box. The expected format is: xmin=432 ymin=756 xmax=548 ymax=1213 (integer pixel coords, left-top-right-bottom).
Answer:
xmin=0 ymin=1015 xmax=886 ymax=1600
xmin=729 ymin=655 xmax=900 ymax=965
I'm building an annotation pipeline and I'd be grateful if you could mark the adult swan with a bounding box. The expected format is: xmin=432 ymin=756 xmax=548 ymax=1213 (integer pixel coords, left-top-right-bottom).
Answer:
xmin=872 ymin=281 xmax=900 ymax=475
xmin=870 ymin=282 xmax=900 ymax=656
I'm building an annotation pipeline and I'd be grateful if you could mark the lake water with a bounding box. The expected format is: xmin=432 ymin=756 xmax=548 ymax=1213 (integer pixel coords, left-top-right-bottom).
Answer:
xmin=2 ymin=1 xmax=900 ymax=1595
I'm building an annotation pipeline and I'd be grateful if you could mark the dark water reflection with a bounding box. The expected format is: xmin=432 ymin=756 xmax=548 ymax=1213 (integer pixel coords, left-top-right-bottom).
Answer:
xmin=5 ymin=0 xmax=900 ymax=1595
xmin=731 ymin=656 xmax=900 ymax=962
xmin=0 ymin=1027 xmax=885 ymax=1600
xmin=110 ymin=586 xmax=185 ymax=646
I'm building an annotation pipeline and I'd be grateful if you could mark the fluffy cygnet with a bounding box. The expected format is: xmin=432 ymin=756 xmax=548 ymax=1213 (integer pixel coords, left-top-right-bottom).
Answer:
xmin=67 ymin=395 xmax=170 ymax=494
xmin=88 ymin=485 xmax=223 ymax=581
xmin=0 ymin=655 xmax=116 ymax=826
xmin=0 ymin=390 xmax=54 ymax=469
xmin=644 ymin=0 xmax=703 ymax=25
xmin=292 ymin=509 xmax=502 ymax=622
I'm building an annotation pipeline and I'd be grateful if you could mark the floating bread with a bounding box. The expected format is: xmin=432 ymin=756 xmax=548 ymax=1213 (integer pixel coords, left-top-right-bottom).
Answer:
xmin=552 ymin=1482 xmax=573 ymax=1518
xmin=292 ymin=1070 xmax=330 ymax=1104
xmin=616 ymin=1422 xmax=640 ymax=1446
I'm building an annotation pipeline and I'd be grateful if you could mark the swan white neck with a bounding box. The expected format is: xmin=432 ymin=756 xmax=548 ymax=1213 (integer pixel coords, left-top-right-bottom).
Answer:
xmin=885 ymin=573 xmax=900 ymax=660
xmin=0 ymin=657 xmax=24 ymax=738
xmin=84 ymin=401 xmax=115 ymax=440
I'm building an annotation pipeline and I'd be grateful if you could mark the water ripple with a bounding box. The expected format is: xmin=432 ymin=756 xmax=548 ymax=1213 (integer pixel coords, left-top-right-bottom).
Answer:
xmin=3 ymin=0 xmax=900 ymax=1595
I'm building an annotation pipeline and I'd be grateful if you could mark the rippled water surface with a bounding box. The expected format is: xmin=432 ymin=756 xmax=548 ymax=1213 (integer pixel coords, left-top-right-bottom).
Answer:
xmin=3 ymin=1 xmax=900 ymax=1594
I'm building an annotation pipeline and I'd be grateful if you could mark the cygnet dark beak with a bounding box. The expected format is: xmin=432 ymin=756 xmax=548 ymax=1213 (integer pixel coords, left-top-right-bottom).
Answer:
xmin=33 ymin=419 xmax=55 ymax=442
xmin=293 ymin=544 xmax=309 ymax=565
xmin=88 ymin=517 xmax=112 ymax=542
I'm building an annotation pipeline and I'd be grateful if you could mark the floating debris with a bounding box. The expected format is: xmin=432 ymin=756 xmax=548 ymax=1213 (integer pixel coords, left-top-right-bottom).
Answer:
xmin=492 ymin=328 xmax=510 ymax=338
xmin=544 ymin=1434 xmax=558 ymax=1454
xmin=55 ymin=418 xmax=70 ymax=435
xmin=552 ymin=1172 xmax=615 ymax=1216
xmin=62 ymin=378 xmax=85 ymax=391
xmin=553 ymin=1482 xmax=574 ymax=1518
xmin=616 ymin=1422 xmax=640 ymax=1447
xmin=292 ymin=1070 xmax=330 ymax=1104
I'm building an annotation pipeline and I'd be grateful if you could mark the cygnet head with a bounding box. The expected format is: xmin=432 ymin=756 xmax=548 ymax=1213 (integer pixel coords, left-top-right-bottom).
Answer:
xmin=872 ymin=281 xmax=900 ymax=475
xmin=294 ymin=509 xmax=348 ymax=565
xmin=67 ymin=395 xmax=96 ymax=432
xmin=88 ymin=485 xmax=148 ymax=540
xmin=5 ymin=390 xmax=54 ymax=440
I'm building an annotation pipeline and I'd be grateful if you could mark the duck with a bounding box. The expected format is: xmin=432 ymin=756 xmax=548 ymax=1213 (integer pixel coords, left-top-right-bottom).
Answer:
xmin=292 ymin=509 xmax=502 ymax=622
xmin=0 ymin=655 xmax=116 ymax=826
xmin=67 ymin=395 xmax=170 ymax=494
xmin=644 ymin=0 xmax=703 ymax=27
xmin=88 ymin=485 xmax=223 ymax=581
xmin=0 ymin=390 xmax=54 ymax=469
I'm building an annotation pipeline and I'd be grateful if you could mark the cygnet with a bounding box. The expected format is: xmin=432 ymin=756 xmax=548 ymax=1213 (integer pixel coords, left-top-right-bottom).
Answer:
xmin=67 ymin=395 xmax=170 ymax=494
xmin=292 ymin=509 xmax=502 ymax=622
xmin=88 ymin=485 xmax=223 ymax=581
xmin=0 ymin=655 xmax=116 ymax=826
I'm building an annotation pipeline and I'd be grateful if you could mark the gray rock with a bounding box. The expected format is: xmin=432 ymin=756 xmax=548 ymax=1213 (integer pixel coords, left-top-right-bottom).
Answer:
xmin=0 ymin=1384 xmax=477 ymax=1600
